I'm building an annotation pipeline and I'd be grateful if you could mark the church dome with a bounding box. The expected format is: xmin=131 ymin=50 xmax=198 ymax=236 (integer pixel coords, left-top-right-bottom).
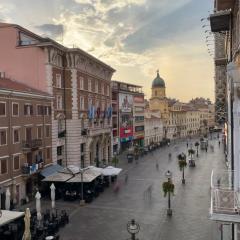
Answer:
xmin=152 ymin=71 xmax=165 ymax=88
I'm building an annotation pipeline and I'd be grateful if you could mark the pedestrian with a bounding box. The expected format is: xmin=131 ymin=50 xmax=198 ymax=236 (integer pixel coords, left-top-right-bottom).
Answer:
xmin=218 ymin=140 xmax=221 ymax=147
xmin=125 ymin=173 xmax=128 ymax=183
xmin=168 ymin=153 xmax=172 ymax=160
xmin=156 ymin=162 xmax=159 ymax=170
xmin=205 ymin=146 xmax=208 ymax=152
xmin=187 ymin=142 xmax=188 ymax=148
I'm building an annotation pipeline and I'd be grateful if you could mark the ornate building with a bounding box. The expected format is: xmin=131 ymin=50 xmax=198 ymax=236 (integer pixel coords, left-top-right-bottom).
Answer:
xmin=149 ymin=71 xmax=169 ymax=120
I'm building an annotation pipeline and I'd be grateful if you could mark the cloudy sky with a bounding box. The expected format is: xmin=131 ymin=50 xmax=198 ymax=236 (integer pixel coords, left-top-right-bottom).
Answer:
xmin=0 ymin=0 xmax=214 ymax=101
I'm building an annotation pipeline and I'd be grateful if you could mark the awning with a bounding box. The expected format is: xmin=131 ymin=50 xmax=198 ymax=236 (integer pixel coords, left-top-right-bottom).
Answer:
xmin=42 ymin=172 xmax=73 ymax=182
xmin=40 ymin=164 xmax=64 ymax=177
xmin=102 ymin=166 xmax=122 ymax=176
xmin=0 ymin=210 xmax=24 ymax=227
xmin=67 ymin=168 xmax=102 ymax=183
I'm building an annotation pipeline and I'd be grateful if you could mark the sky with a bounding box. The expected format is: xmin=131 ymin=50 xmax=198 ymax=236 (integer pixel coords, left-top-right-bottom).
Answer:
xmin=0 ymin=0 xmax=214 ymax=102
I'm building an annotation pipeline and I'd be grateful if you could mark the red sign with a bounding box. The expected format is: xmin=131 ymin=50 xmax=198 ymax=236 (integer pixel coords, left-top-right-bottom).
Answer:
xmin=120 ymin=127 xmax=133 ymax=138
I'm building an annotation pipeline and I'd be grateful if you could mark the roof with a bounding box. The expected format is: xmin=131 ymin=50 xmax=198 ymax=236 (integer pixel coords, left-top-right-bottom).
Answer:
xmin=0 ymin=78 xmax=51 ymax=97
xmin=0 ymin=22 xmax=115 ymax=72
xmin=152 ymin=71 xmax=165 ymax=88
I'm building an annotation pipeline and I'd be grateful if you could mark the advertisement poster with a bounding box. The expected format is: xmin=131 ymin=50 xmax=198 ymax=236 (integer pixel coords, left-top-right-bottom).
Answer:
xmin=119 ymin=93 xmax=133 ymax=113
xmin=134 ymin=95 xmax=144 ymax=103
xmin=120 ymin=114 xmax=133 ymax=140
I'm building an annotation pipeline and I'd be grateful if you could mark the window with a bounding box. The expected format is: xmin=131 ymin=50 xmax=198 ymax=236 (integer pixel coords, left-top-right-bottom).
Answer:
xmin=56 ymin=95 xmax=63 ymax=110
xmin=101 ymin=101 xmax=105 ymax=111
xmin=13 ymin=155 xmax=20 ymax=170
xmin=101 ymin=83 xmax=104 ymax=94
xmin=80 ymin=96 xmax=85 ymax=110
xmin=58 ymin=119 xmax=65 ymax=133
xmin=13 ymin=129 xmax=20 ymax=144
xmin=0 ymin=102 xmax=6 ymax=116
xmin=44 ymin=106 xmax=51 ymax=116
xmin=95 ymin=81 xmax=98 ymax=93
xmin=107 ymin=85 xmax=110 ymax=96
xmin=88 ymin=78 xmax=92 ymax=92
xmin=45 ymin=125 xmax=51 ymax=138
xmin=12 ymin=103 xmax=19 ymax=116
xmin=79 ymin=76 xmax=84 ymax=90
xmin=0 ymin=158 xmax=7 ymax=174
xmin=88 ymin=98 xmax=93 ymax=107
xmin=57 ymin=146 xmax=62 ymax=156
xmin=37 ymin=105 xmax=44 ymax=115
xmin=46 ymin=148 xmax=51 ymax=159
xmin=24 ymin=104 xmax=33 ymax=116
xmin=56 ymin=74 xmax=62 ymax=88
xmin=0 ymin=130 xmax=7 ymax=146
xmin=37 ymin=126 xmax=42 ymax=139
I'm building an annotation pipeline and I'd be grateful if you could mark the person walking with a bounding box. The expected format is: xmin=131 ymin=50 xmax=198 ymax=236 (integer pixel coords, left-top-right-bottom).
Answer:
xmin=218 ymin=140 xmax=221 ymax=147
xmin=187 ymin=142 xmax=189 ymax=148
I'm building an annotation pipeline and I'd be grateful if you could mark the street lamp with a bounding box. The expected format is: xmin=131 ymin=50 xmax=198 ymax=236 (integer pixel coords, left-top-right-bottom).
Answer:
xmin=79 ymin=167 xmax=89 ymax=206
xmin=127 ymin=219 xmax=140 ymax=240
xmin=165 ymin=170 xmax=173 ymax=216
xmin=154 ymin=127 xmax=158 ymax=144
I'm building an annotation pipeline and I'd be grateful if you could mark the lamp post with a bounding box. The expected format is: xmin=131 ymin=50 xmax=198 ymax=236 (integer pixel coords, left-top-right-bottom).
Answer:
xmin=165 ymin=170 xmax=173 ymax=216
xmin=79 ymin=167 xmax=89 ymax=206
xmin=127 ymin=219 xmax=140 ymax=240
xmin=154 ymin=127 xmax=158 ymax=145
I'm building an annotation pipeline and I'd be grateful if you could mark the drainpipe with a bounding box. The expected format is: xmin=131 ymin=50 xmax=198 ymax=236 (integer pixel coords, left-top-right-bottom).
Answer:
xmin=62 ymin=53 xmax=68 ymax=167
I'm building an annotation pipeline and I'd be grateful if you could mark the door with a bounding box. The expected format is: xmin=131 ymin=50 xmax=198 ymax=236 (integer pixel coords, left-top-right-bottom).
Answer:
xmin=15 ymin=185 xmax=20 ymax=205
xmin=27 ymin=152 xmax=32 ymax=165
xmin=26 ymin=127 xmax=32 ymax=141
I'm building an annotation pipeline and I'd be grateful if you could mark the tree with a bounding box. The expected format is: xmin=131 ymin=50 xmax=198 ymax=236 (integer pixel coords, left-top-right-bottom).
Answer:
xmin=162 ymin=181 xmax=175 ymax=197
xmin=112 ymin=155 xmax=119 ymax=167
xmin=177 ymin=153 xmax=187 ymax=184
xmin=195 ymin=142 xmax=199 ymax=157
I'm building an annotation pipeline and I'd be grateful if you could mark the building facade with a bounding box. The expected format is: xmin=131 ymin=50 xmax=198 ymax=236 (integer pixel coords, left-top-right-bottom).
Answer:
xmin=144 ymin=111 xmax=164 ymax=146
xmin=0 ymin=23 xmax=115 ymax=168
xmin=111 ymin=81 xmax=143 ymax=152
xmin=0 ymin=78 xmax=52 ymax=207
xmin=209 ymin=1 xmax=240 ymax=239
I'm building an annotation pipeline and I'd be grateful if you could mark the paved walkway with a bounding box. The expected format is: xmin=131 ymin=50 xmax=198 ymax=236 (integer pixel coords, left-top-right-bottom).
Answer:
xmin=57 ymin=136 xmax=226 ymax=240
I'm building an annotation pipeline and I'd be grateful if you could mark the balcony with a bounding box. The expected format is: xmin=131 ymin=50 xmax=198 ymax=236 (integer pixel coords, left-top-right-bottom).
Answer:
xmin=209 ymin=170 xmax=240 ymax=223
xmin=210 ymin=10 xmax=231 ymax=32
xmin=22 ymin=139 xmax=42 ymax=151
xmin=21 ymin=161 xmax=44 ymax=175
xmin=58 ymin=130 xmax=66 ymax=138
xmin=215 ymin=0 xmax=234 ymax=11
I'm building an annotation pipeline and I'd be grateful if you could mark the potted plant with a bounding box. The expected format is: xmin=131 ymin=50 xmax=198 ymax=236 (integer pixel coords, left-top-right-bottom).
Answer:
xmin=177 ymin=153 xmax=187 ymax=184
xmin=188 ymin=148 xmax=196 ymax=167
xmin=195 ymin=142 xmax=199 ymax=157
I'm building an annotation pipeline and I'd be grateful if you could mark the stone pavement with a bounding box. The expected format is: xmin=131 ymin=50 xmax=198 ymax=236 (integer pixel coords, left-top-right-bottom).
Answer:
xmin=55 ymin=136 xmax=226 ymax=240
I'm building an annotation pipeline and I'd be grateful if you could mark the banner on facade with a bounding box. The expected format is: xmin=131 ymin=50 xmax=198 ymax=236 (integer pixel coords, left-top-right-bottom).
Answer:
xmin=119 ymin=93 xmax=133 ymax=113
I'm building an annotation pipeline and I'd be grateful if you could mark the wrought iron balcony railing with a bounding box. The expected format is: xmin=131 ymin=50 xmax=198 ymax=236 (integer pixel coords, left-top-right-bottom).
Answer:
xmin=209 ymin=170 xmax=240 ymax=223
xmin=22 ymin=139 xmax=42 ymax=150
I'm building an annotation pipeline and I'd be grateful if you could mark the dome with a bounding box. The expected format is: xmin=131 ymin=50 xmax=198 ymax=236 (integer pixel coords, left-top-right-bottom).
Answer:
xmin=152 ymin=71 xmax=165 ymax=88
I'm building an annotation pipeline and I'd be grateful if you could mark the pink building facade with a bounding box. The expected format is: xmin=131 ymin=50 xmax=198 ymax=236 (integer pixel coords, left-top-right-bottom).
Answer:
xmin=0 ymin=23 xmax=115 ymax=167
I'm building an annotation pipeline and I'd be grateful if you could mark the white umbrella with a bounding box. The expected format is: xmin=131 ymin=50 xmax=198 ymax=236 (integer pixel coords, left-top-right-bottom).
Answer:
xmin=5 ymin=188 xmax=10 ymax=210
xmin=35 ymin=191 xmax=42 ymax=221
xmin=101 ymin=166 xmax=122 ymax=176
xmin=50 ymin=183 xmax=56 ymax=209
xmin=23 ymin=208 xmax=31 ymax=240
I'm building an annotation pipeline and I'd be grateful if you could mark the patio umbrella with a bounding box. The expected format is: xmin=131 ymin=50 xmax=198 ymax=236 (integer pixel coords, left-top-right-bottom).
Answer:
xmin=23 ymin=208 xmax=31 ymax=240
xmin=50 ymin=183 xmax=56 ymax=209
xmin=5 ymin=188 xmax=10 ymax=210
xmin=35 ymin=191 xmax=42 ymax=221
xmin=101 ymin=166 xmax=122 ymax=176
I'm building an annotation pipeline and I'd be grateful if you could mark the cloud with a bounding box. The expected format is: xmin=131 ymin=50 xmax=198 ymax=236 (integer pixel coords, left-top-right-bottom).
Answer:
xmin=36 ymin=23 xmax=64 ymax=39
